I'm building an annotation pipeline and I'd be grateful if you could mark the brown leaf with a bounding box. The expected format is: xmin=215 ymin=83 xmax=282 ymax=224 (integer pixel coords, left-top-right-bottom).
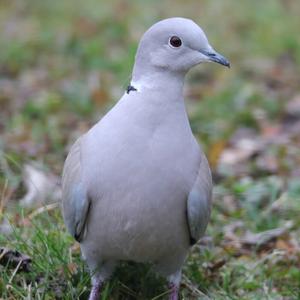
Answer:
xmin=219 ymin=137 xmax=263 ymax=165
xmin=70 ymin=242 xmax=81 ymax=254
xmin=241 ymin=227 xmax=289 ymax=249
xmin=88 ymin=71 xmax=111 ymax=107
xmin=207 ymin=259 xmax=227 ymax=273
xmin=67 ymin=262 xmax=78 ymax=275
xmin=208 ymin=140 xmax=227 ymax=169
xmin=218 ymin=128 xmax=264 ymax=170
xmin=222 ymin=221 xmax=294 ymax=253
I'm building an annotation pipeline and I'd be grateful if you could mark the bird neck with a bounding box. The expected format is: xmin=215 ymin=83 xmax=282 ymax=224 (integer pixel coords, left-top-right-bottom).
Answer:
xmin=131 ymin=68 xmax=185 ymax=98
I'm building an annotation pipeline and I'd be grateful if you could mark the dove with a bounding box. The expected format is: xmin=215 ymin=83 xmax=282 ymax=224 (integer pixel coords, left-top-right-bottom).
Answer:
xmin=62 ymin=17 xmax=229 ymax=300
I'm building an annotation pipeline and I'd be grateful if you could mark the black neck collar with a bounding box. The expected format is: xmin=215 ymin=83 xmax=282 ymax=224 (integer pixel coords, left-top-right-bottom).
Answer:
xmin=126 ymin=84 xmax=137 ymax=94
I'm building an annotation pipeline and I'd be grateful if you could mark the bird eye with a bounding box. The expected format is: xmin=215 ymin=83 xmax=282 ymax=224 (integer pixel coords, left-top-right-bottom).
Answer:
xmin=169 ymin=36 xmax=182 ymax=48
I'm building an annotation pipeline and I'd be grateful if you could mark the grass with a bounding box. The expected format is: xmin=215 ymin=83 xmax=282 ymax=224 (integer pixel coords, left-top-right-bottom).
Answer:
xmin=1 ymin=0 xmax=300 ymax=299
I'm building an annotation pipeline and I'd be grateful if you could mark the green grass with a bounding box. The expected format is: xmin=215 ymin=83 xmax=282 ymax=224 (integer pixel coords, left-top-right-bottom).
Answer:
xmin=1 ymin=0 xmax=300 ymax=299
xmin=1 ymin=182 xmax=299 ymax=299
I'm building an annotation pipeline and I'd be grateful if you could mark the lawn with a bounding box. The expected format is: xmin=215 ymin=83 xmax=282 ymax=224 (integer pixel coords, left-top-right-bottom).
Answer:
xmin=0 ymin=0 xmax=300 ymax=299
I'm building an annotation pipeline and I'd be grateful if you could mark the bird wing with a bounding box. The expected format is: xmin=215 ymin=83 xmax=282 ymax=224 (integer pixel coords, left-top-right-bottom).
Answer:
xmin=187 ymin=154 xmax=212 ymax=244
xmin=62 ymin=138 xmax=90 ymax=242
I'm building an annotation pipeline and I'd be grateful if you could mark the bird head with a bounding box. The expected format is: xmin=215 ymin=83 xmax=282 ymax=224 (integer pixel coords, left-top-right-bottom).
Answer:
xmin=133 ymin=17 xmax=230 ymax=78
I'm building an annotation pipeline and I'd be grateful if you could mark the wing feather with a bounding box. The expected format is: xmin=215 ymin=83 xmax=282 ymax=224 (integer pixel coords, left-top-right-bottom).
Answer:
xmin=187 ymin=155 xmax=212 ymax=244
xmin=62 ymin=138 xmax=90 ymax=241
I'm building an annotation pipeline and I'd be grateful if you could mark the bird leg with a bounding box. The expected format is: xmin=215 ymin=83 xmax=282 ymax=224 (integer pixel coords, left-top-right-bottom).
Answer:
xmin=168 ymin=282 xmax=179 ymax=300
xmin=88 ymin=278 xmax=103 ymax=300
xmin=87 ymin=260 xmax=116 ymax=300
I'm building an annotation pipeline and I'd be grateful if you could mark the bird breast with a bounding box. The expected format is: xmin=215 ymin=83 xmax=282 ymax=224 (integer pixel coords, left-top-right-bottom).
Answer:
xmin=80 ymin=100 xmax=200 ymax=262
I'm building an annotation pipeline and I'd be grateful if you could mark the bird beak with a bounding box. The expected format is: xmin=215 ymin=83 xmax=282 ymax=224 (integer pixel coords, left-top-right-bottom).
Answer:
xmin=199 ymin=49 xmax=230 ymax=68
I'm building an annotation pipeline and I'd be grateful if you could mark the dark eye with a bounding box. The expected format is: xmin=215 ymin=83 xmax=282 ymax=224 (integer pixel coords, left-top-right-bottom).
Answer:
xmin=169 ymin=36 xmax=182 ymax=48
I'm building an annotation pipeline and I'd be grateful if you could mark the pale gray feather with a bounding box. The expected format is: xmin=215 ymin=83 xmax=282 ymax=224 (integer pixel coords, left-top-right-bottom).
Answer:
xmin=62 ymin=138 xmax=90 ymax=241
xmin=187 ymin=154 xmax=212 ymax=243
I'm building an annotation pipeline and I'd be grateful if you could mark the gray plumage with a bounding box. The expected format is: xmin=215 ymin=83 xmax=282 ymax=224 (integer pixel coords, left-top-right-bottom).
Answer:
xmin=62 ymin=17 xmax=229 ymax=300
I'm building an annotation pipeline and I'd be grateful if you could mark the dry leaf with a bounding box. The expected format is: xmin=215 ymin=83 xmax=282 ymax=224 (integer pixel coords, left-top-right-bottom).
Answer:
xmin=241 ymin=226 xmax=289 ymax=249
xmin=223 ymin=221 xmax=294 ymax=252
xmin=208 ymin=140 xmax=227 ymax=169
xmin=19 ymin=163 xmax=61 ymax=208
xmin=67 ymin=262 xmax=78 ymax=274
xmin=219 ymin=137 xmax=263 ymax=165
xmin=286 ymin=94 xmax=300 ymax=117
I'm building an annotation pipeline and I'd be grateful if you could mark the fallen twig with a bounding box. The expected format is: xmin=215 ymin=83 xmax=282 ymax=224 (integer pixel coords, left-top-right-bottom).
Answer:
xmin=28 ymin=202 xmax=59 ymax=220
xmin=181 ymin=274 xmax=210 ymax=299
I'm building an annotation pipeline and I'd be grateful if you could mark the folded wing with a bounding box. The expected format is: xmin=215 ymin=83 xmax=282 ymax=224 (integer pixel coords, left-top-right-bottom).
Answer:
xmin=62 ymin=138 xmax=90 ymax=242
xmin=187 ymin=155 xmax=212 ymax=244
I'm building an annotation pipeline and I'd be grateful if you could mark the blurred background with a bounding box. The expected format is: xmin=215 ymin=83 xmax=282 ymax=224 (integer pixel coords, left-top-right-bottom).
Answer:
xmin=0 ymin=0 xmax=300 ymax=299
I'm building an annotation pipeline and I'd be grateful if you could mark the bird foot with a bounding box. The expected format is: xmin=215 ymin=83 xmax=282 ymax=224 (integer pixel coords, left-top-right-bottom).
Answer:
xmin=168 ymin=282 xmax=179 ymax=300
xmin=88 ymin=278 xmax=103 ymax=300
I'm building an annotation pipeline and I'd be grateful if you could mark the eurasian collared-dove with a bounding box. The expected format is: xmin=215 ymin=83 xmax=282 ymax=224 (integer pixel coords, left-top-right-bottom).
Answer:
xmin=62 ymin=17 xmax=229 ymax=300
